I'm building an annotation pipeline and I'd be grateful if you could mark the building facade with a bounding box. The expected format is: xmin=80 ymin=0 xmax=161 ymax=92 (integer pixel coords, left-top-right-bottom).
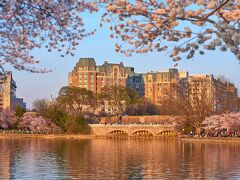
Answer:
xmin=135 ymin=69 xmax=188 ymax=105
xmin=69 ymin=58 xmax=238 ymax=113
xmin=0 ymin=72 xmax=26 ymax=111
xmin=68 ymin=58 xmax=97 ymax=92
xmin=187 ymin=74 xmax=238 ymax=112
xmin=68 ymin=58 xmax=134 ymax=93
xmin=126 ymin=73 xmax=145 ymax=96
xmin=68 ymin=58 xmax=135 ymax=115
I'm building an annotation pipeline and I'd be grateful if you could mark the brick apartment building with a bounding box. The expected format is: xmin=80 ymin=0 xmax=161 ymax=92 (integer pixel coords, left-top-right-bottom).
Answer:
xmin=69 ymin=58 xmax=238 ymax=113
xmin=68 ymin=58 xmax=134 ymax=93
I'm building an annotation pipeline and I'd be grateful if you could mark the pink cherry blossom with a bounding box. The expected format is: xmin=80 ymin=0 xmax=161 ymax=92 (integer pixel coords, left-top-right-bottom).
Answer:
xmin=102 ymin=0 xmax=240 ymax=62
xmin=0 ymin=0 xmax=97 ymax=72
xmin=18 ymin=112 xmax=61 ymax=133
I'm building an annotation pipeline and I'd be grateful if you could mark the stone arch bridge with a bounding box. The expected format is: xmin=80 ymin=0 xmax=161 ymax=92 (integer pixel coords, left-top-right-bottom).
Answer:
xmin=89 ymin=124 xmax=178 ymax=137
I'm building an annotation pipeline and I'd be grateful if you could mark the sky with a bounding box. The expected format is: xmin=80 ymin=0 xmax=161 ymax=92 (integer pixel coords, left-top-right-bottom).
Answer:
xmin=6 ymin=12 xmax=240 ymax=109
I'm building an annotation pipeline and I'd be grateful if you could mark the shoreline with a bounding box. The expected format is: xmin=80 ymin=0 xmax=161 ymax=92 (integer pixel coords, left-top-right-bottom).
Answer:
xmin=179 ymin=137 xmax=240 ymax=143
xmin=1 ymin=133 xmax=240 ymax=142
xmin=0 ymin=133 xmax=96 ymax=139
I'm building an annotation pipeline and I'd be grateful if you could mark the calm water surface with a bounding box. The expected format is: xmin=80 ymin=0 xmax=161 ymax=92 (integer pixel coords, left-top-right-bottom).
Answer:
xmin=0 ymin=138 xmax=240 ymax=180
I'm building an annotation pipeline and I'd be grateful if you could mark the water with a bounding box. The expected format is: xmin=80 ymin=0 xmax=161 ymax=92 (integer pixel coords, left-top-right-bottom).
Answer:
xmin=0 ymin=138 xmax=240 ymax=180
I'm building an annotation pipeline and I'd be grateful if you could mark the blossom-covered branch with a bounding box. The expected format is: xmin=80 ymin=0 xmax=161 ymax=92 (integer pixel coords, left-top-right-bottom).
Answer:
xmin=102 ymin=0 xmax=240 ymax=62
xmin=0 ymin=0 xmax=97 ymax=72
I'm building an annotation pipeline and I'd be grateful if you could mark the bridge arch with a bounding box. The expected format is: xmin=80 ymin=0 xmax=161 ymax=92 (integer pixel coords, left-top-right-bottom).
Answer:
xmin=107 ymin=130 xmax=128 ymax=136
xmin=132 ymin=130 xmax=153 ymax=137
xmin=157 ymin=131 xmax=178 ymax=136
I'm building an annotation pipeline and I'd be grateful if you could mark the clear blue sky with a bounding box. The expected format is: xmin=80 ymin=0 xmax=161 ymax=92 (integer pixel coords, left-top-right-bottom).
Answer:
xmin=6 ymin=12 xmax=240 ymax=109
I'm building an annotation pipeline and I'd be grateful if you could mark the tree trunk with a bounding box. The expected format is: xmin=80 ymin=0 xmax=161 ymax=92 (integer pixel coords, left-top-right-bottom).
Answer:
xmin=118 ymin=115 xmax=122 ymax=124
xmin=195 ymin=127 xmax=201 ymax=136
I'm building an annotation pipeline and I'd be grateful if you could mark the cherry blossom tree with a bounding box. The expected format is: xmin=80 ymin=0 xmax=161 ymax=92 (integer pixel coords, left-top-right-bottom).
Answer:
xmin=102 ymin=0 xmax=240 ymax=62
xmin=203 ymin=112 xmax=240 ymax=133
xmin=0 ymin=110 xmax=17 ymax=129
xmin=0 ymin=0 xmax=97 ymax=72
xmin=18 ymin=112 xmax=61 ymax=133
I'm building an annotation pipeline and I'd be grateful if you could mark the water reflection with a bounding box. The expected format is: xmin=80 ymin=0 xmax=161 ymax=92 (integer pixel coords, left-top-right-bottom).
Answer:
xmin=0 ymin=138 xmax=240 ymax=179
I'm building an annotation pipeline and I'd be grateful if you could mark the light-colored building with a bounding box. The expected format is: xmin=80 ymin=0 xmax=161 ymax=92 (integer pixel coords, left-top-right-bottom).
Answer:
xmin=187 ymin=74 xmax=238 ymax=112
xmin=0 ymin=72 xmax=26 ymax=111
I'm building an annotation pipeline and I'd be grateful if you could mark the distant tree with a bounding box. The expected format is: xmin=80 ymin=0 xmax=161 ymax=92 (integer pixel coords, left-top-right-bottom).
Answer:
xmin=102 ymin=0 xmax=240 ymax=62
xmin=18 ymin=112 xmax=61 ymax=133
xmin=126 ymin=97 xmax=160 ymax=116
xmin=0 ymin=0 xmax=97 ymax=72
xmin=0 ymin=110 xmax=17 ymax=129
xmin=160 ymin=80 xmax=215 ymax=135
xmin=203 ymin=112 xmax=240 ymax=134
xmin=14 ymin=105 xmax=26 ymax=118
xmin=45 ymin=104 xmax=66 ymax=130
xmin=100 ymin=86 xmax=139 ymax=122
xmin=238 ymin=97 xmax=240 ymax=111
xmin=57 ymin=86 xmax=97 ymax=117
xmin=32 ymin=98 xmax=67 ymax=129
xmin=32 ymin=99 xmax=49 ymax=116
xmin=64 ymin=115 xmax=92 ymax=134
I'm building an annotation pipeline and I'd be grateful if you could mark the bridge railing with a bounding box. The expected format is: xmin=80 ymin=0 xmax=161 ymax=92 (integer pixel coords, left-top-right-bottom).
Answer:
xmin=90 ymin=123 xmax=178 ymax=127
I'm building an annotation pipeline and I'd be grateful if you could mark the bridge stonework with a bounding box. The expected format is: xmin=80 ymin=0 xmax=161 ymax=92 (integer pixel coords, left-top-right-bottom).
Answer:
xmin=89 ymin=124 xmax=178 ymax=137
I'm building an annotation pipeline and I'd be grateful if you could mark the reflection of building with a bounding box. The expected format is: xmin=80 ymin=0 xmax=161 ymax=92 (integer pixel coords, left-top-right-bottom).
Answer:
xmin=0 ymin=72 xmax=26 ymax=111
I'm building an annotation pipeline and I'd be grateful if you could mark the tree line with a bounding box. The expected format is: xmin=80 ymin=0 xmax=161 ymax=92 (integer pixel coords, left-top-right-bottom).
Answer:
xmin=1 ymin=82 xmax=239 ymax=135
